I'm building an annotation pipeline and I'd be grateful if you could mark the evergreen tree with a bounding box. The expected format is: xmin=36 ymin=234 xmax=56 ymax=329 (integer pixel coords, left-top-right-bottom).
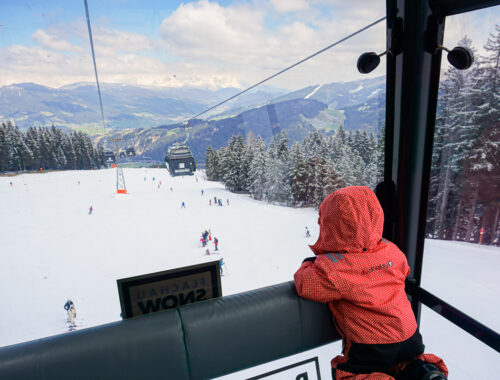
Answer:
xmin=335 ymin=144 xmax=358 ymax=186
xmin=25 ymin=126 xmax=40 ymax=170
xmin=241 ymin=134 xmax=257 ymax=192
xmin=248 ymin=136 xmax=267 ymax=200
xmin=223 ymin=135 xmax=245 ymax=192
xmin=212 ymin=149 xmax=221 ymax=181
xmin=327 ymin=127 xmax=346 ymax=165
xmin=205 ymin=146 xmax=216 ymax=180
xmin=63 ymin=134 xmax=77 ymax=170
xmin=475 ymin=24 xmax=500 ymax=131
xmin=0 ymin=126 xmax=8 ymax=172
xmin=289 ymin=142 xmax=308 ymax=206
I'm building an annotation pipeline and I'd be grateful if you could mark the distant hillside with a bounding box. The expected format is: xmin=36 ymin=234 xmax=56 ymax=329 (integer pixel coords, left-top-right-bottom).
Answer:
xmin=0 ymin=82 xmax=286 ymax=131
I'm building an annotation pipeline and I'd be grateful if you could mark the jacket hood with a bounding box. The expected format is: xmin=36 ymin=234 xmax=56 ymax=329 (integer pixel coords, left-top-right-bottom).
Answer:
xmin=310 ymin=186 xmax=384 ymax=255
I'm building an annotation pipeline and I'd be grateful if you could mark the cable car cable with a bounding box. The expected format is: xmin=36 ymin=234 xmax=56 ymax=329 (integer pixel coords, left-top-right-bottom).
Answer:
xmin=83 ymin=0 xmax=106 ymax=133
xmin=186 ymin=16 xmax=386 ymax=123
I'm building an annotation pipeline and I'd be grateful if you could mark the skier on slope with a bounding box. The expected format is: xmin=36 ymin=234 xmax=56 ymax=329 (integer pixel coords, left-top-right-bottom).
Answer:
xmin=64 ymin=299 xmax=77 ymax=326
xmin=219 ymin=258 xmax=225 ymax=276
xmin=214 ymin=237 xmax=219 ymax=251
xmin=181 ymin=201 xmax=186 ymax=208
xmin=202 ymin=230 xmax=209 ymax=243
xmin=88 ymin=205 xmax=93 ymax=215
xmin=64 ymin=299 xmax=74 ymax=311
xmin=305 ymin=226 xmax=311 ymax=237
xmin=294 ymin=186 xmax=448 ymax=379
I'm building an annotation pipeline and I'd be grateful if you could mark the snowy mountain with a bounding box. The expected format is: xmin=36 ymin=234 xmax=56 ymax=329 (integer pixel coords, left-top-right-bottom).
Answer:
xmin=0 ymin=82 xmax=287 ymax=131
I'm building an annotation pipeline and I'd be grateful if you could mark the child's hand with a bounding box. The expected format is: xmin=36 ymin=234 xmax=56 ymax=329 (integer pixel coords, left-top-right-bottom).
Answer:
xmin=302 ymin=257 xmax=316 ymax=263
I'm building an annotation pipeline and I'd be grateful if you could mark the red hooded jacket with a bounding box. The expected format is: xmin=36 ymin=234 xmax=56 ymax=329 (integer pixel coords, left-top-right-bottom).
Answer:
xmin=294 ymin=187 xmax=447 ymax=377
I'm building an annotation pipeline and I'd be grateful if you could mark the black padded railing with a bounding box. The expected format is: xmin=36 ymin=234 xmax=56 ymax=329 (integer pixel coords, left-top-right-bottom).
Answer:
xmin=0 ymin=281 xmax=340 ymax=380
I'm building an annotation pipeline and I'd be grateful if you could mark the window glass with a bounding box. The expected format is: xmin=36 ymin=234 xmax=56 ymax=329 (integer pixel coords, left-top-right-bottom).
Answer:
xmin=422 ymin=7 xmax=500 ymax=332
xmin=419 ymin=305 xmax=500 ymax=378
xmin=0 ymin=0 xmax=385 ymax=347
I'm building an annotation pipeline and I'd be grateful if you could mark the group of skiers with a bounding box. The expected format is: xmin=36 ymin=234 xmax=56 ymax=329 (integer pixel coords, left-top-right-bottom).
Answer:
xmin=200 ymin=229 xmax=224 ymax=275
xmin=209 ymin=196 xmax=229 ymax=207
xmin=200 ymin=229 xmax=219 ymax=252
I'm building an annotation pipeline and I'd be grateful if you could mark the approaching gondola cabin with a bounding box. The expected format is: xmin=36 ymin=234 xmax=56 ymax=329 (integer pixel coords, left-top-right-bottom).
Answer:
xmin=104 ymin=151 xmax=116 ymax=164
xmin=126 ymin=147 xmax=136 ymax=156
xmin=165 ymin=143 xmax=196 ymax=176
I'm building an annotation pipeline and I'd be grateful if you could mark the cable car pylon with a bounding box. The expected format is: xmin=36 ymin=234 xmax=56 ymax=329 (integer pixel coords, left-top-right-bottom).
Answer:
xmin=116 ymin=166 xmax=127 ymax=194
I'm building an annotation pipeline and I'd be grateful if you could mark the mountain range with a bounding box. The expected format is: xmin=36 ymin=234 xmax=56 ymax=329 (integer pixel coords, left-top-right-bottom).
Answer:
xmin=0 ymin=76 xmax=385 ymax=163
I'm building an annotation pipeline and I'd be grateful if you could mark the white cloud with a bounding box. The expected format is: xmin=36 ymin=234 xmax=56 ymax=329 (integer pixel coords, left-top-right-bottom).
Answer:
xmin=1 ymin=0 xmax=389 ymax=90
xmin=160 ymin=1 xmax=265 ymax=63
xmin=32 ymin=29 xmax=82 ymax=52
xmin=158 ymin=0 xmax=386 ymax=88
xmin=270 ymin=0 xmax=309 ymax=13
xmin=91 ymin=26 xmax=154 ymax=55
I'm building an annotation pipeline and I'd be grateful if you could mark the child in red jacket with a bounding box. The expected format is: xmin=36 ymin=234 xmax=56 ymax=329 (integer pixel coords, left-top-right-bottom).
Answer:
xmin=294 ymin=186 xmax=447 ymax=380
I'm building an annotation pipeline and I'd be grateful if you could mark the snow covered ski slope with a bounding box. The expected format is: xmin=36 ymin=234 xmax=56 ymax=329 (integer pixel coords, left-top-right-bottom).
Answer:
xmin=0 ymin=168 xmax=499 ymax=378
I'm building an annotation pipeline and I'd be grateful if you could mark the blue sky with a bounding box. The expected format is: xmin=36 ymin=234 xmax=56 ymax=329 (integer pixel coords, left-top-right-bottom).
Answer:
xmin=0 ymin=1 xmax=497 ymax=89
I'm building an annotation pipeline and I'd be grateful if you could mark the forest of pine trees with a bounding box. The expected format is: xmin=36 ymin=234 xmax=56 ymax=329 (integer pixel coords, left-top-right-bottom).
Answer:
xmin=0 ymin=121 xmax=105 ymax=172
xmin=426 ymin=26 xmax=500 ymax=246
xmin=205 ymin=126 xmax=383 ymax=209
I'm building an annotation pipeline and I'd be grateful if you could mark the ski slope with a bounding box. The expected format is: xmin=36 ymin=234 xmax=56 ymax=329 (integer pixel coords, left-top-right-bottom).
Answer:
xmin=0 ymin=168 xmax=499 ymax=378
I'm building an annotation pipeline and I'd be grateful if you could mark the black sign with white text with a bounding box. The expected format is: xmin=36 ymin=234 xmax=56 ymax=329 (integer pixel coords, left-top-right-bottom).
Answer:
xmin=117 ymin=261 xmax=222 ymax=319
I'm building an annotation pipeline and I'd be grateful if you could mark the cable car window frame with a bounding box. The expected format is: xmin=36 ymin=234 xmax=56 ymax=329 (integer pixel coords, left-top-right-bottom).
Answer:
xmin=384 ymin=0 xmax=500 ymax=353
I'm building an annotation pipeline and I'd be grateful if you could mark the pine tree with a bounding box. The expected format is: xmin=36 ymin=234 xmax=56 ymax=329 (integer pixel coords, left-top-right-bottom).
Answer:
xmin=241 ymin=134 xmax=256 ymax=192
xmin=327 ymin=127 xmax=345 ymax=165
xmin=475 ymin=24 xmax=500 ymax=130
xmin=351 ymin=130 xmax=371 ymax=165
xmin=212 ymin=149 xmax=221 ymax=181
xmin=289 ymin=142 xmax=308 ymax=206
xmin=205 ymin=146 xmax=216 ymax=180
xmin=63 ymin=134 xmax=77 ymax=170
xmin=0 ymin=125 xmax=8 ymax=172
xmin=321 ymin=162 xmax=345 ymax=206
xmin=335 ymin=144 xmax=358 ymax=186
xmin=222 ymin=135 xmax=245 ymax=192
xmin=248 ymin=136 xmax=267 ymax=200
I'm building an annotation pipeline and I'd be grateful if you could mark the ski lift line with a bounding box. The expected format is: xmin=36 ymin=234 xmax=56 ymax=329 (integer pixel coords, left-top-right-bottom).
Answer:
xmin=186 ymin=16 xmax=386 ymax=123
xmin=83 ymin=0 xmax=106 ymax=133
